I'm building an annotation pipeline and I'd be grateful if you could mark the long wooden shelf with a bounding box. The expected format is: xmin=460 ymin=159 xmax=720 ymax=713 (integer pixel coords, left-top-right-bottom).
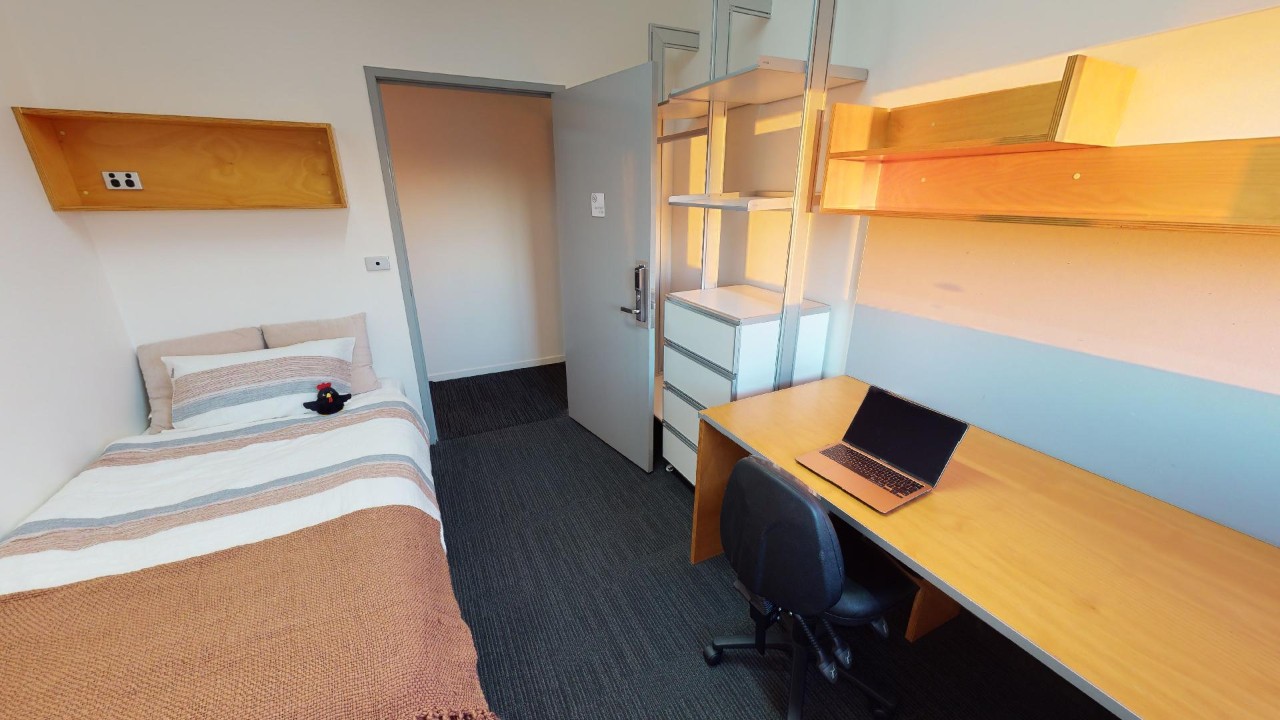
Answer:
xmin=669 ymin=192 xmax=793 ymax=212
xmin=12 ymin=107 xmax=346 ymax=211
xmin=821 ymin=136 xmax=1280 ymax=235
xmin=664 ymin=56 xmax=869 ymax=114
xmin=826 ymin=55 xmax=1134 ymax=163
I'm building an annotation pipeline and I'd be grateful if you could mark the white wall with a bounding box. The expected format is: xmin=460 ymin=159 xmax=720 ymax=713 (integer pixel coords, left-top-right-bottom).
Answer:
xmin=839 ymin=4 xmax=1280 ymax=543
xmin=0 ymin=16 xmax=146 ymax=532
xmin=709 ymin=0 xmax=1280 ymax=377
xmin=381 ymin=84 xmax=562 ymax=381
xmin=1 ymin=0 xmax=708 ymax=413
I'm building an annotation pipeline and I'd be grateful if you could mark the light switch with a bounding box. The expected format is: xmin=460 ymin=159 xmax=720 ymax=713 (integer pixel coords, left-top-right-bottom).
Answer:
xmin=590 ymin=192 xmax=606 ymax=218
xmin=364 ymin=256 xmax=391 ymax=271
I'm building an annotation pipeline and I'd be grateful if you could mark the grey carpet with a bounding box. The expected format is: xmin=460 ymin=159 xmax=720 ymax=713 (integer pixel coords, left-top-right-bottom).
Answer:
xmin=430 ymin=362 xmax=567 ymax=440
xmin=429 ymin=366 xmax=1114 ymax=719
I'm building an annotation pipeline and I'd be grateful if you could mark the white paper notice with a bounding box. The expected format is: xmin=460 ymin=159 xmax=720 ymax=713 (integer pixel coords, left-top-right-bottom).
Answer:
xmin=590 ymin=192 xmax=606 ymax=218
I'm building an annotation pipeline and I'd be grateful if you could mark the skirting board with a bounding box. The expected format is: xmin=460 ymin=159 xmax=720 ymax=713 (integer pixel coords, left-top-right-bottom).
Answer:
xmin=427 ymin=355 xmax=564 ymax=382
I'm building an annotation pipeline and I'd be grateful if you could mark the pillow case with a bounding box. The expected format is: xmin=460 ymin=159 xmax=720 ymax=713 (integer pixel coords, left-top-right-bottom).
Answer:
xmin=136 ymin=326 xmax=266 ymax=433
xmin=163 ymin=337 xmax=355 ymax=431
xmin=261 ymin=313 xmax=380 ymax=394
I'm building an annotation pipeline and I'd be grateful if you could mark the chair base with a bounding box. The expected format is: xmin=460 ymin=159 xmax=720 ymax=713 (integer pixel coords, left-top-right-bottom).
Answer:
xmin=704 ymin=619 xmax=897 ymax=720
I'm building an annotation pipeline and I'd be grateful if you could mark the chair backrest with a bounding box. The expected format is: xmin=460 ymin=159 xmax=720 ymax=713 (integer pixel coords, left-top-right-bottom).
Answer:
xmin=719 ymin=457 xmax=845 ymax=616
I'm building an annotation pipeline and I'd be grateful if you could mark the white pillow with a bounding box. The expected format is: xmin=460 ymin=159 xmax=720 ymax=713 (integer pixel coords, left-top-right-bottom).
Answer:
xmin=163 ymin=337 xmax=356 ymax=430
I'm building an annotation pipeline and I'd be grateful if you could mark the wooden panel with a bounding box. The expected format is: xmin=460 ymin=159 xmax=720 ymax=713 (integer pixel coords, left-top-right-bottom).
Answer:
xmin=825 ymin=55 xmax=1134 ymax=162
xmin=695 ymin=376 xmax=1280 ymax=719
xmin=690 ymin=418 xmax=748 ymax=563
xmin=885 ymin=81 xmax=1060 ymax=149
xmin=1053 ymin=55 xmax=1138 ymax=146
xmin=12 ymin=108 xmax=346 ymax=211
xmin=862 ymin=137 xmax=1280 ymax=234
xmin=903 ymin=574 xmax=962 ymax=643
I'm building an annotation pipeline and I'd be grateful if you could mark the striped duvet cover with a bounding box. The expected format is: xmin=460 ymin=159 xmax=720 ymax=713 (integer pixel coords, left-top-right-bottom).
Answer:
xmin=0 ymin=386 xmax=497 ymax=719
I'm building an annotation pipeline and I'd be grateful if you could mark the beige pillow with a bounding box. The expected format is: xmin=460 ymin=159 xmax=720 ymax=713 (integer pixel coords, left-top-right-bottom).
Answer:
xmin=136 ymin=326 xmax=266 ymax=433
xmin=261 ymin=313 xmax=380 ymax=394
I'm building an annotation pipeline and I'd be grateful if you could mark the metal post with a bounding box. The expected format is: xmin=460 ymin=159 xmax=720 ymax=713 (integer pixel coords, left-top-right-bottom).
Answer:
xmin=701 ymin=0 xmax=773 ymax=290
xmin=775 ymin=0 xmax=836 ymax=389
xmin=648 ymin=24 xmax=701 ymax=102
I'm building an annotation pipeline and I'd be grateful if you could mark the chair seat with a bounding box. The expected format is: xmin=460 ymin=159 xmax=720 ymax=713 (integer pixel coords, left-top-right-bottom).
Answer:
xmin=823 ymin=538 xmax=918 ymax=625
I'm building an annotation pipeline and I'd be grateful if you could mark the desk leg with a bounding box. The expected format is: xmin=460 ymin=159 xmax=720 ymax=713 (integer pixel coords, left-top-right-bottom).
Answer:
xmin=690 ymin=419 xmax=748 ymax=564
xmin=904 ymin=577 xmax=962 ymax=642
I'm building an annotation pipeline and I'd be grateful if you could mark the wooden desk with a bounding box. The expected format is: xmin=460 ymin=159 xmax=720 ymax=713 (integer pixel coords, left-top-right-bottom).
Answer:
xmin=691 ymin=376 xmax=1280 ymax=720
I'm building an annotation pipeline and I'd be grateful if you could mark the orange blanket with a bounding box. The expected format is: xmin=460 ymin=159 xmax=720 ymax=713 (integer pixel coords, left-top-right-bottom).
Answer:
xmin=0 ymin=505 xmax=496 ymax=720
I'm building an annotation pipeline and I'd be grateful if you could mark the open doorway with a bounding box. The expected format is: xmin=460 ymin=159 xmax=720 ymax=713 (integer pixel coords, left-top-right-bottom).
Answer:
xmin=366 ymin=69 xmax=565 ymax=440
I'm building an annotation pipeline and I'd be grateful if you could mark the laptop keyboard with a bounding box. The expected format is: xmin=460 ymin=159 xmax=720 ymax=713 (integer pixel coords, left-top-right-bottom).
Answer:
xmin=820 ymin=445 xmax=924 ymax=497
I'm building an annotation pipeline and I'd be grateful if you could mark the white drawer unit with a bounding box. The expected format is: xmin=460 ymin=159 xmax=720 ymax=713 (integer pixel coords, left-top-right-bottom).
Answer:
xmin=663 ymin=345 xmax=733 ymax=409
xmin=662 ymin=385 xmax=703 ymax=449
xmin=662 ymin=424 xmax=699 ymax=485
xmin=660 ymin=284 xmax=830 ymax=485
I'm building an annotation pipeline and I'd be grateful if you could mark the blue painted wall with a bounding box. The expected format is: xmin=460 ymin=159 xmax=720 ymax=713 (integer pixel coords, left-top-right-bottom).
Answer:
xmin=846 ymin=305 xmax=1280 ymax=546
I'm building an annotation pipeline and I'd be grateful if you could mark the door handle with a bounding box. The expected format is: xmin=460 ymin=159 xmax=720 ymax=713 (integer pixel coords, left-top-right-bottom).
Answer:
xmin=619 ymin=263 xmax=648 ymax=324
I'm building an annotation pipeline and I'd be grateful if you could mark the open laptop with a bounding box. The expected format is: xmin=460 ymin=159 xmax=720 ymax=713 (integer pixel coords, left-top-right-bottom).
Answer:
xmin=797 ymin=386 xmax=968 ymax=513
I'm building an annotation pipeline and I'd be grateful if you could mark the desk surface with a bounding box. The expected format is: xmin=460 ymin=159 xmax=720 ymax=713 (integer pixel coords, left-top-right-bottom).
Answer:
xmin=696 ymin=376 xmax=1280 ymax=719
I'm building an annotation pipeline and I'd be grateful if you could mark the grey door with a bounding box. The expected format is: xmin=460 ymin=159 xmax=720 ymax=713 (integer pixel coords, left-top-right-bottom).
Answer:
xmin=553 ymin=63 xmax=658 ymax=471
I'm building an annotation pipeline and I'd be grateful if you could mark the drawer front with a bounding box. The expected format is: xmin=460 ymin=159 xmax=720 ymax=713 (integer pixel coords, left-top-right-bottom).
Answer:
xmin=663 ymin=424 xmax=698 ymax=485
xmin=662 ymin=385 xmax=703 ymax=448
xmin=664 ymin=300 xmax=737 ymax=373
xmin=664 ymin=344 xmax=733 ymax=408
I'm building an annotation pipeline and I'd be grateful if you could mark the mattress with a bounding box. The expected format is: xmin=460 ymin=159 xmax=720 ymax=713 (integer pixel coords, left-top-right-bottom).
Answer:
xmin=0 ymin=387 xmax=496 ymax=719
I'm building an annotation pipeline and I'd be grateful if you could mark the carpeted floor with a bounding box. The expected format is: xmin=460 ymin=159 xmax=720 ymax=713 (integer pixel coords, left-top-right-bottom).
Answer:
xmin=429 ymin=363 xmax=568 ymax=440
xmin=429 ymin=364 xmax=1114 ymax=720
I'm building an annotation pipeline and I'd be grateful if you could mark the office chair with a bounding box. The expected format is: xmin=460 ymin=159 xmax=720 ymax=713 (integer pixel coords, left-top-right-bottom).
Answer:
xmin=702 ymin=457 xmax=918 ymax=719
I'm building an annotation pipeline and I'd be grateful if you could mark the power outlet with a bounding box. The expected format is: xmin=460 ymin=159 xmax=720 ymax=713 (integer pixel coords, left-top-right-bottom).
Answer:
xmin=364 ymin=256 xmax=391 ymax=271
xmin=102 ymin=171 xmax=143 ymax=190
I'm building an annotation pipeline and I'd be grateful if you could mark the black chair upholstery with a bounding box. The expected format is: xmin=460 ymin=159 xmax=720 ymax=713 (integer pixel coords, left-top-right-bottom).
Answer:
xmin=703 ymin=457 xmax=917 ymax=720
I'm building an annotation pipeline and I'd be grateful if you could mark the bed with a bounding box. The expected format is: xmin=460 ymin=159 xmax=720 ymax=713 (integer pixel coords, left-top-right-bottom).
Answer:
xmin=0 ymin=385 xmax=496 ymax=720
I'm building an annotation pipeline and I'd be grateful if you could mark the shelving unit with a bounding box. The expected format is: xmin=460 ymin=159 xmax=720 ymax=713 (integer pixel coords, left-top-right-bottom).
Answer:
xmin=668 ymin=192 xmax=792 ymax=211
xmin=652 ymin=8 xmax=862 ymax=480
xmin=658 ymin=56 xmax=869 ymax=212
xmin=12 ymin=107 xmax=346 ymax=211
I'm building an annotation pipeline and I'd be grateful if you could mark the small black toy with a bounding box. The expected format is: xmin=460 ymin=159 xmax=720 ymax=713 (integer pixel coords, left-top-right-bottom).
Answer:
xmin=304 ymin=382 xmax=351 ymax=415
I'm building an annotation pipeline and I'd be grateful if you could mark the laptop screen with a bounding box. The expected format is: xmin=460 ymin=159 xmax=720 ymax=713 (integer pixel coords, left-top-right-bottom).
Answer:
xmin=843 ymin=387 xmax=968 ymax=485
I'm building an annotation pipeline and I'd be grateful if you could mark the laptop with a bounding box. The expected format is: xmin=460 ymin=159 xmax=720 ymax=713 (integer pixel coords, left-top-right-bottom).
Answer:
xmin=797 ymin=386 xmax=968 ymax=514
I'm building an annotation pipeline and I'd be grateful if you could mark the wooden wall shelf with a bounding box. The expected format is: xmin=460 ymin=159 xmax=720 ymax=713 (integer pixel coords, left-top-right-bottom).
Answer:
xmin=13 ymin=108 xmax=347 ymax=211
xmin=820 ymin=136 xmax=1280 ymax=235
xmin=828 ymin=55 xmax=1135 ymax=162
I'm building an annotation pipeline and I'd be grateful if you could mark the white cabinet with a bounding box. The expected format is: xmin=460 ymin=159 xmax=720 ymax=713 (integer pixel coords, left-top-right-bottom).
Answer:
xmin=660 ymin=284 xmax=830 ymax=484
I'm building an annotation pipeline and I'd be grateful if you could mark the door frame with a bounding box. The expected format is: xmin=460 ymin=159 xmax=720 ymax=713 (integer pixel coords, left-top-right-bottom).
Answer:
xmin=363 ymin=66 xmax=564 ymax=442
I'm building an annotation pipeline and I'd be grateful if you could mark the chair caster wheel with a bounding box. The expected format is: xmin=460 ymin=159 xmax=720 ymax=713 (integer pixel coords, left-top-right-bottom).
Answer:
xmin=703 ymin=644 xmax=723 ymax=667
xmin=870 ymin=704 xmax=896 ymax=719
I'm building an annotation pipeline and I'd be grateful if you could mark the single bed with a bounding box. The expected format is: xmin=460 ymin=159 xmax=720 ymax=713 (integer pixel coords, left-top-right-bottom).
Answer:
xmin=0 ymin=385 xmax=495 ymax=720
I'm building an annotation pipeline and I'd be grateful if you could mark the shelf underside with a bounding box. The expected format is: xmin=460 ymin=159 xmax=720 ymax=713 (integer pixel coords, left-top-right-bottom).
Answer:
xmin=13 ymin=107 xmax=345 ymax=210
xmin=659 ymin=56 xmax=869 ymax=120
xmin=669 ymin=192 xmax=793 ymax=212
xmin=819 ymin=136 xmax=1280 ymax=235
